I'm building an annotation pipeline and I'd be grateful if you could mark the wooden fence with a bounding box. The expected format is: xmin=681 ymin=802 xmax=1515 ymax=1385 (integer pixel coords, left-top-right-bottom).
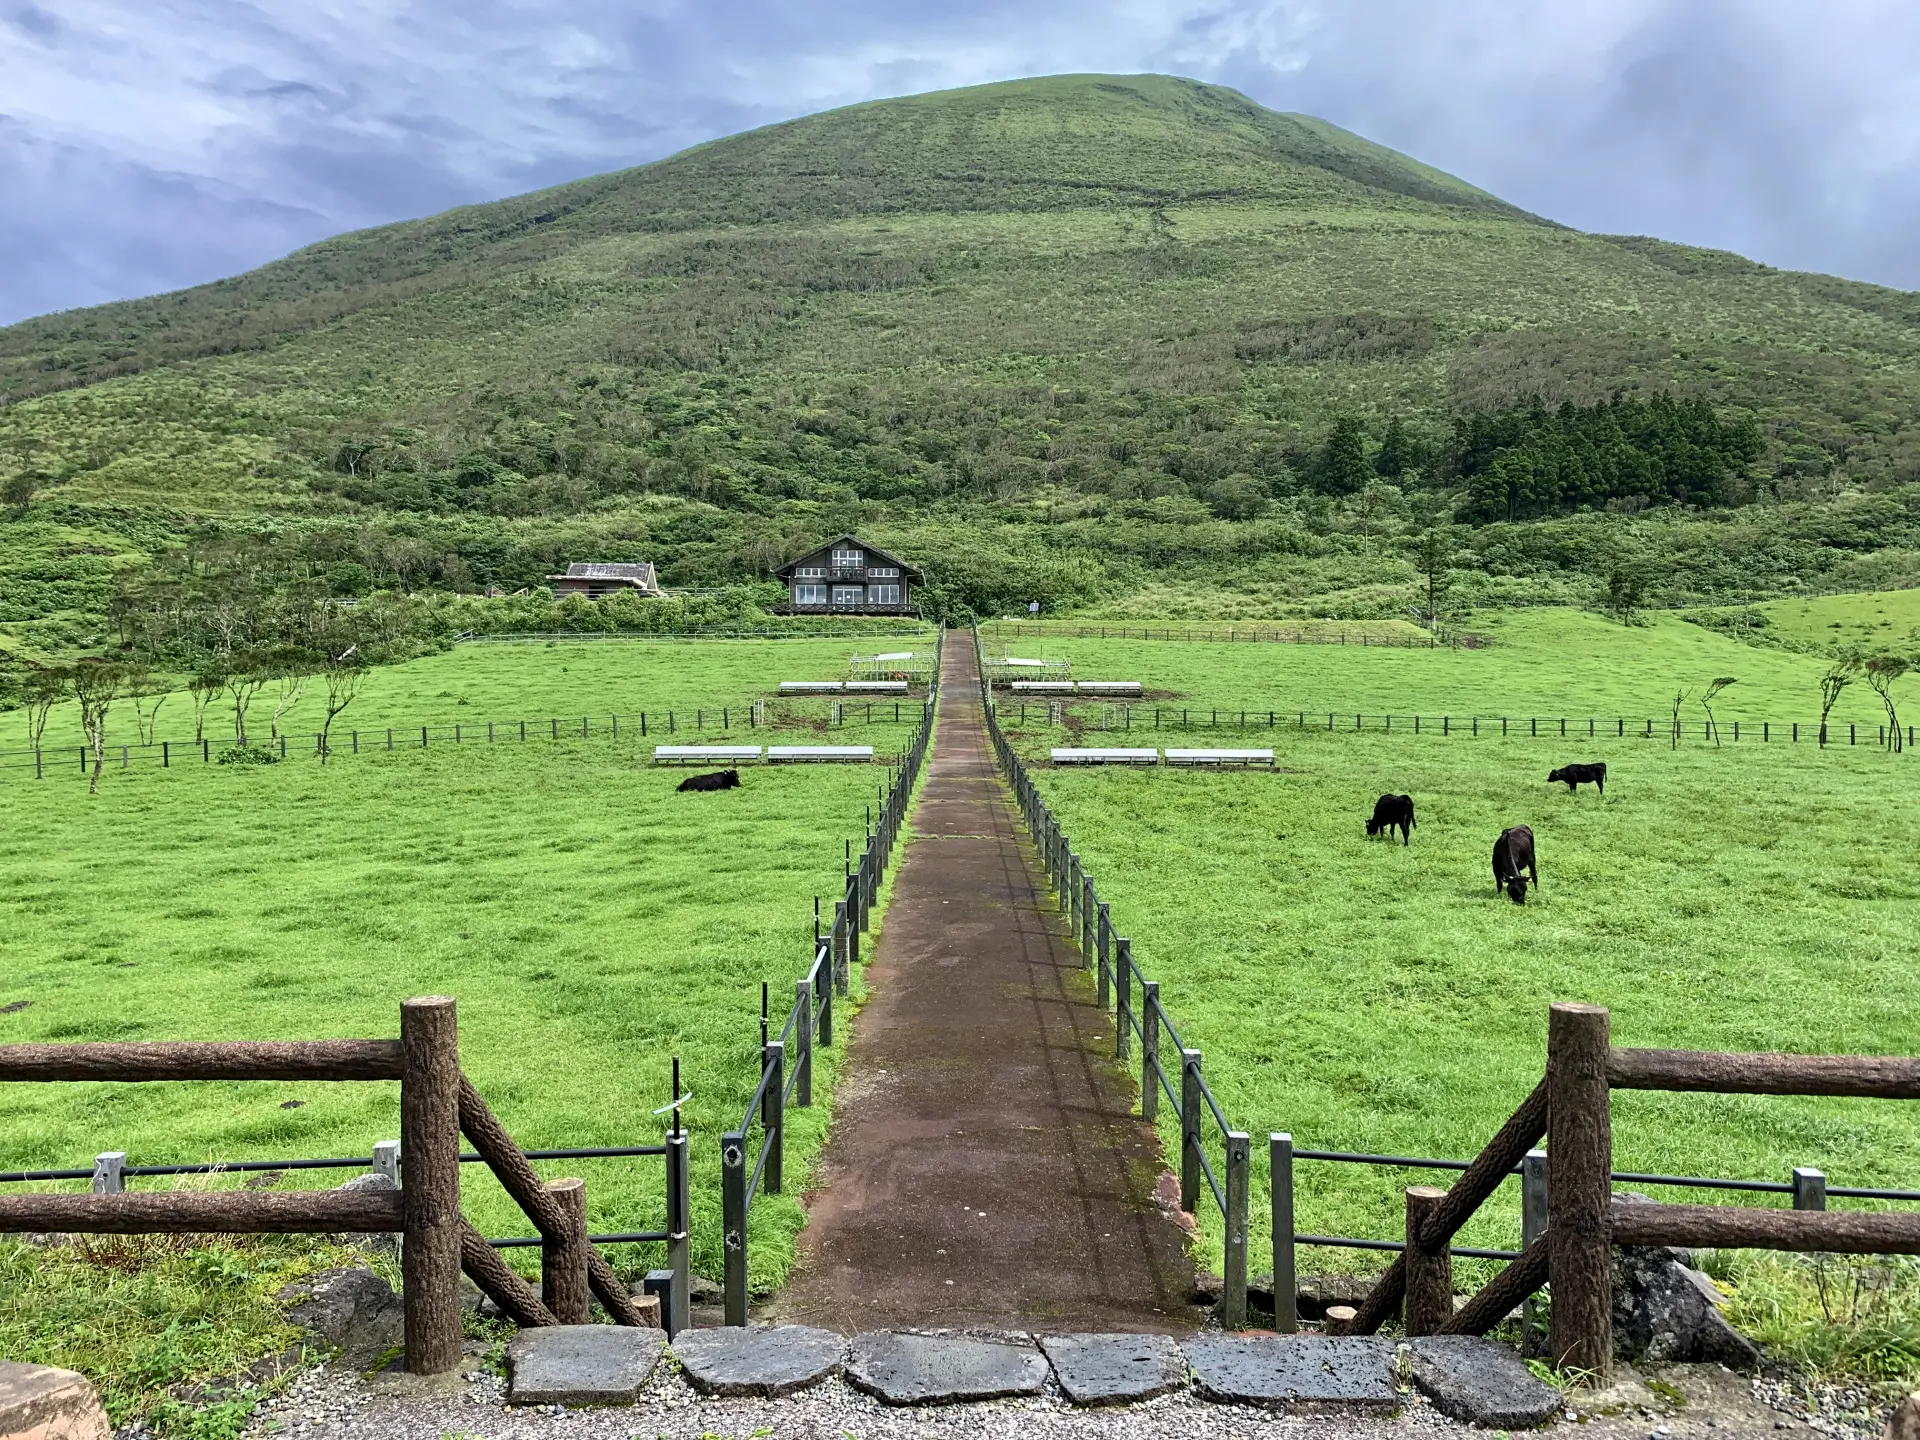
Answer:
xmin=980 ymin=622 xmax=1489 ymax=649
xmin=0 ymin=997 xmax=678 ymax=1371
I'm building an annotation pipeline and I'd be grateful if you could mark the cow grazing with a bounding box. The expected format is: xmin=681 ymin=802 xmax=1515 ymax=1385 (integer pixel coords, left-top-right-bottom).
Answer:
xmin=1366 ymin=793 xmax=1416 ymax=845
xmin=677 ymin=768 xmax=741 ymax=793
xmin=1547 ymin=762 xmax=1607 ymax=796
xmin=1492 ymin=825 xmax=1538 ymax=904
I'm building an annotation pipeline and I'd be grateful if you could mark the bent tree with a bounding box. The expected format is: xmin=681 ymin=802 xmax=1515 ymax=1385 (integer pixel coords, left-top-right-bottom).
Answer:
xmin=71 ymin=660 xmax=123 ymax=794
xmin=1865 ymin=657 xmax=1908 ymax=753
xmin=1818 ymin=654 xmax=1860 ymax=747
xmin=1700 ymin=676 xmax=1736 ymax=747
xmin=318 ymin=644 xmax=366 ymax=763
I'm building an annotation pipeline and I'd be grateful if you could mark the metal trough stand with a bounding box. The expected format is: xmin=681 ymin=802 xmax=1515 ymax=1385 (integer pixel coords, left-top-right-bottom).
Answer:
xmin=779 ymin=681 xmax=843 ymax=693
xmin=766 ymin=745 xmax=875 ymax=763
xmin=1011 ymin=681 xmax=1075 ymax=692
xmin=1164 ymin=748 xmax=1275 ymax=768
xmin=844 ymin=681 xmax=909 ymax=693
xmin=652 ymin=745 xmax=764 ymax=765
xmin=1051 ymin=748 xmax=1161 ymax=766
xmin=1075 ymin=681 xmax=1143 ymax=694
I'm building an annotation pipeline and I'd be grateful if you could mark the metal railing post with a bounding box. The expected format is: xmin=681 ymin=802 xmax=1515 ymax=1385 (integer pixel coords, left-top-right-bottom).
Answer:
xmin=1114 ymin=938 xmax=1132 ymax=1060
xmin=1792 ymin=1166 xmax=1827 ymax=1211
xmin=1097 ymin=905 xmax=1112 ymax=1008
xmin=665 ymin=1128 xmax=691 ymax=1337
xmin=1140 ymin=982 xmax=1161 ymax=1121
xmin=833 ymin=901 xmax=850 ymax=994
xmin=1180 ymin=1050 xmax=1203 ymax=1213
xmin=721 ymin=1131 xmax=747 ymax=1326
xmin=1522 ymin=1147 xmax=1548 ymax=1342
xmin=1270 ymin=1133 xmax=1296 ymax=1332
xmin=1081 ymin=876 xmax=1095 ymax=962
xmin=91 ymin=1151 xmax=126 ymax=1194
xmin=794 ymin=983 xmax=813 ymax=1107
xmin=1068 ymin=854 xmax=1081 ymax=934
xmin=764 ymin=1041 xmax=785 ymax=1194
xmin=1224 ymin=1131 xmax=1250 ymax=1329
xmin=372 ymin=1139 xmax=399 ymax=1185
xmin=817 ymin=951 xmax=833 ymax=1048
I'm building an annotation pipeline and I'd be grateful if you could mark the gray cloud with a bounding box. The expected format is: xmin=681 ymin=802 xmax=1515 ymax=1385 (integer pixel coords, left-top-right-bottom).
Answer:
xmin=1 ymin=0 xmax=1916 ymax=324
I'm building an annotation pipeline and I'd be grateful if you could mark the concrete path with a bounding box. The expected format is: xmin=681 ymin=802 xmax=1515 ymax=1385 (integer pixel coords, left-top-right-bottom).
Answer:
xmin=767 ymin=629 xmax=1198 ymax=1334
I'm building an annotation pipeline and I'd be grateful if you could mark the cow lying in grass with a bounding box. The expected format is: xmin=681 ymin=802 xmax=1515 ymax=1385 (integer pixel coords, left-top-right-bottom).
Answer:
xmin=1493 ymin=825 xmax=1538 ymax=904
xmin=677 ymin=769 xmax=741 ymax=792
xmin=1548 ymin=762 xmax=1607 ymax=795
xmin=1366 ymin=793 xmax=1416 ymax=845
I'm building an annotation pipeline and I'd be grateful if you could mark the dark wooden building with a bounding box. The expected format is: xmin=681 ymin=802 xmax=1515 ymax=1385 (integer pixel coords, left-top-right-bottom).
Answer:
xmin=774 ymin=536 xmax=920 ymax=614
xmin=546 ymin=562 xmax=659 ymax=599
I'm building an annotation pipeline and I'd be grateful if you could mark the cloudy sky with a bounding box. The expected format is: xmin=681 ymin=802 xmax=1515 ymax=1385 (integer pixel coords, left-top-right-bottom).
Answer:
xmin=3 ymin=0 xmax=1918 ymax=325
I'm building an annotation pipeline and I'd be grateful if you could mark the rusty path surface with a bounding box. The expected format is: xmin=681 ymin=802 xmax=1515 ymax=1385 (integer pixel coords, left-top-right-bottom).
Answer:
xmin=767 ymin=629 xmax=1198 ymax=1334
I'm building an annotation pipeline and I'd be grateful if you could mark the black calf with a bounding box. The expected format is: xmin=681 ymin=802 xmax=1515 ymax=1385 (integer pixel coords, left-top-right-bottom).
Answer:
xmin=678 ymin=768 xmax=741 ymax=792
xmin=1493 ymin=825 xmax=1538 ymax=904
xmin=1366 ymin=793 xmax=1416 ymax=846
xmin=1547 ymin=762 xmax=1607 ymax=796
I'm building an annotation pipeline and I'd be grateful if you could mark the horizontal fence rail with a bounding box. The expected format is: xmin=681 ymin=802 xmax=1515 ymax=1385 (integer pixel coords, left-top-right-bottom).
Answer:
xmin=462 ymin=625 xmax=934 ymax=645
xmin=1 ymin=697 xmax=933 ymax=778
xmin=997 ymin=703 xmax=1910 ymax=751
xmin=719 ymin=634 xmax=943 ymax=1325
xmin=980 ymin=622 xmax=1487 ymax=649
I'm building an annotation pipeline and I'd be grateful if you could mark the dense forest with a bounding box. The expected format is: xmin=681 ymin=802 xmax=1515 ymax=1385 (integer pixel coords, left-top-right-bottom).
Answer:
xmin=3 ymin=73 xmax=1919 ymax=683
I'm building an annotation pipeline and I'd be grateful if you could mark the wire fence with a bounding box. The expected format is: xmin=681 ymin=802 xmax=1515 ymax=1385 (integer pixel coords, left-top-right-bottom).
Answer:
xmin=462 ymin=624 xmax=934 ymax=645
xmin=718 ymin=635 xmax=944 ymax=1325
xmin=981 ymin=621 xmax=1490 ymax=649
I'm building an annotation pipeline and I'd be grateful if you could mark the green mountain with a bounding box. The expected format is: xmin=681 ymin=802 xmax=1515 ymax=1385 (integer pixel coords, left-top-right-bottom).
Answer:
xmin=3 ymin=73 xmax=1919 ymax=658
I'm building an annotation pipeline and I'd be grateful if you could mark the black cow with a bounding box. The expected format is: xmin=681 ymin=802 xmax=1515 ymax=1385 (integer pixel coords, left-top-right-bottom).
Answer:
xmin=1548 ymin=762 xmax=1607 ymax=796
xmin=1493 ymin=825 xmax=1538 ymax=904
xmin=1366 ymin=793 xmax=1416 ymax=845
xmin=677 ymin=768 xmax=741 ymax=793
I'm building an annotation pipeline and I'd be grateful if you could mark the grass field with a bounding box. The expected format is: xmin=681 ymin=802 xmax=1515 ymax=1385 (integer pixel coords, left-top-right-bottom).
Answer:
xmin=984 ymin=607 xmax=1905 ymax=730
xmin=1744 ymin=588 xmax=1920 ymax=657
xmin=994 ymin=616 xmax=1920 ymax=1282
xmin=0 ymin=711 xmax=922 ymax=1290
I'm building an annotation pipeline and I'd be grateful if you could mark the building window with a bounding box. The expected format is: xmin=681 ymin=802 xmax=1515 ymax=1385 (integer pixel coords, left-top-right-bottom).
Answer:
xmin=796 ymin=565 xmax=826 ymax=579
xmin=793 ymin=583 xmax=827 ymax=606
xmin=831 ymin=548 xmax=864 ymax=569
xmin=869 ymin=584 xmax=901 ymax=605
xmin=868 ymin=566 xmax=898 ymax=578
xmin=831 ymin=586 xmax=864 ymax=606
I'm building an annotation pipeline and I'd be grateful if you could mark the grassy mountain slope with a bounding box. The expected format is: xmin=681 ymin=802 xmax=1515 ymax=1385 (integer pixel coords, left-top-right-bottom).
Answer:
xmin=2 ymin=74 xmax=1919 ymax=658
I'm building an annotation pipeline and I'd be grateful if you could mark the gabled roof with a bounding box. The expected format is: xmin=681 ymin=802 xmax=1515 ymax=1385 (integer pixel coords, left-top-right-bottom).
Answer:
xmin=775 ymin=534 xmax=923 ymax=581
xmin=546 ymin=561 xmax=658 ymax=586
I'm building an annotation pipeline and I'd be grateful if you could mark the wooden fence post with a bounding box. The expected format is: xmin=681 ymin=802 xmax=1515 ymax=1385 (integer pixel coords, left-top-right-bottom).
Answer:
xmin=1114 ymin=939 xmax=1132 ymax=1060
xmin=1140 ymin=982 xmax=1160 ymax=1121
xmin=1548 ymin=1002 xmax=1613 ymax=1377
xmin=1180 ymin=1050 xmax=1203 ymax=1213
xmin=542 ymin=1177 xmax=591 ymax=1323
xmin=1223 ymin=1131 xmax=1250 ymax=1328
xmin=1404 ymin=1186 xmax=1453 ymax=1335
xmin=400 ymin=996 xmax=462 ymax=1374
xmin=795 ymin=980 xmax=813 ymax=1107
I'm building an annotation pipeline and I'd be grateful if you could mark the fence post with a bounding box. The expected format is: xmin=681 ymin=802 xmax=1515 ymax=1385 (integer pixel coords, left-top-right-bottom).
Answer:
xmin=91 ymin=1151 xmax=126 ymax=1194
xmin=1792 ymin=1166 xmax=1827 ymax=1211
xmin=542 ymin=1177 xmax=591 ymax=1324
xmin=1180 ymin=1050 xmax=1203 ymax=1213
xmin=399 ymin=995 xmax=462 ymax=1374
xmin=1404 ymin=1185 xmax=1452 ymax=1335
xmin=1114 ymin=938 xmax=1132 ymax=1060
xmin=764 ymin=1041 xmax=785 ymax=1195
xmin=1224 ymin=1131 xmax=1250 ymax=1329
xmin=1270 ymin=1133 xmax=1296 ymax=1332
xmin=1140 ymin=982 xmax=1161 ymax=1121
xmin=1082 ymin=876 xmax=1096 ymax=962
xmin=722 ymin=1130 xmax=748 ymax=1326
xmin=372 ymin=1139 xmax=400 ymax=1185
xmin=665 ymin=1126 xmax=691 ymax=1336
xmin=833 ymin=901 xmax=850 ymax=994
xmin=1522 ymin=1147 xmax=1548 ymax=1341
xmin=1547 ymin=1002 xmax=1612 ymax=1377
xmin=795 ymin=981 xmax=813 ymax=1108
xmin=817 ymin=949 xmax=833 ymax=1049
xmin=1097 ymin=905 xmax=1112 ymax=1008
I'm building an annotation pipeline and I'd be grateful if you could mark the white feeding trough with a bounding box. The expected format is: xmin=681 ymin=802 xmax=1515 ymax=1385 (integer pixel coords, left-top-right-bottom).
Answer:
xmin=779 ymin=681 xmax=843 ymax=693
xmin=1164 ymin=748 xmax=1275 ymax=768
xmin=1004 ymin=657 xmax=1047 ymax=667
xmin=845 ymin=680 xmax=909 ymax=693
xmin=654 ymin=745 xmax=763 ymax=765
xmin=875 ymin=651 xmax=915 ymax=661
xmin=1075 ymin=681 xmax=1143 ymax=695
xmin=1010 ymin=681 xmax=1075 ymax=693
xmin=766 ymin=745 xmax=875 ymax=763
xmin=1052 ymin=748 xmax=1160 ymax=766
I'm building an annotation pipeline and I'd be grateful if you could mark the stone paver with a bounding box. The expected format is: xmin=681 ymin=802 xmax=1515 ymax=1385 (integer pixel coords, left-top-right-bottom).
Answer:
xmin=1183 ymin=1335 xmax=1400 ymax=1412
xmin=1038 ymin=1333 xmax=1188 ymax=1406
xmin=506 ymin=1327 xmax=666 ymax=1406
xmin=1406 ymin=1336 xmax=1563 ymax=1428
xmin=770 ymin=630 xmax=1196 ymax=1334
xmin=845 ymin=1331 xmax=1049 ymax=1406
xmin=668 ymin=1325 xmax=845 ymax=1397
xmin=0 ymin=1360 xmax=111 ymax=1440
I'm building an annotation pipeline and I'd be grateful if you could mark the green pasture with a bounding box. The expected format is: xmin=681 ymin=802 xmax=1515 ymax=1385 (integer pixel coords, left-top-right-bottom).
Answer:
xmin=0 ymin=723 xmax=920 ymax=1292
xmin=984 ymin=607 xmax=1903 ymax=729
xmin=5 ymin=633 xmax=935 ymax=760
xmin=1745 ymin=587 xmax=1920 ymax=657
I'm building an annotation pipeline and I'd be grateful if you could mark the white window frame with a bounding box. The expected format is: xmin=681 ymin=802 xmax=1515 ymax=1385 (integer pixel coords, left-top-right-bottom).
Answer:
xmin=868 ymin=566 xmax=898 ymax=578
xmin=868 ymin=584 xmax=901 ymax=605
xmin=793 ymin=583 xmax=828 ymax=606
xmin=795 ymin=564 xmax=826 ymax=579
xmin=831 ymin=585 xmax=865 ymax=606
xmin=831 ymin=548 xmax=864 ymax=568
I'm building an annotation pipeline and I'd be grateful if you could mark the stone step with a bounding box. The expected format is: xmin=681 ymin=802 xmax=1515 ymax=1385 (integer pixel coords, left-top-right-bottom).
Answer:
xmin=1184 ymin=1334 xmax=1400 ymax=1412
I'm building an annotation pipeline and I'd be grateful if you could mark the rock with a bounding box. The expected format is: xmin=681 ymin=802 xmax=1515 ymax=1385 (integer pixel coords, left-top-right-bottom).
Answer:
xmin=1038 ymin=1333 xmax=1187 ymax=1406
xmin=1191 ymin=1273 xmax=1225 ymax=1305
xmin=683 ymin=1274 xmax=724 ymax=1306
xmin=1298 ymin=1274 xmax=1378 ymax=1317
xmin=336 ymin=1172 xmax=399 ymax=1256
xmin=1184 ymin=1335 xmax=1398 ymax=1412
xmin=0 ymin=1360 xmax=111 ymax=1440
xmin=1406 ymin=1335 xmax=1564 ymax=1428
xmin=506 ymin=1326 xmax=665 ymax=1406
xmin=337 ymin=1172 xmax=396 ymax=1193
xmin=1613 ymin=1242 xmax=1761 ymax=1371
xmin=279 ymin=1266 xmax=403 ymax=1366
xmin=670 ymin=1325 xmax=845 ymax=1397
xmin=846 ymin=1332 xmax=1048 ymax=1406
xmin=1886 ymin=1393 xmax=1920 ymax=1440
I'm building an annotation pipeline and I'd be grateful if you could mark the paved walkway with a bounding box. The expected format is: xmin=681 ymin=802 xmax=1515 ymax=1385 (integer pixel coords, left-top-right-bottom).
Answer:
xmin=768 ymin=630 xmax=1197 ymax=1334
